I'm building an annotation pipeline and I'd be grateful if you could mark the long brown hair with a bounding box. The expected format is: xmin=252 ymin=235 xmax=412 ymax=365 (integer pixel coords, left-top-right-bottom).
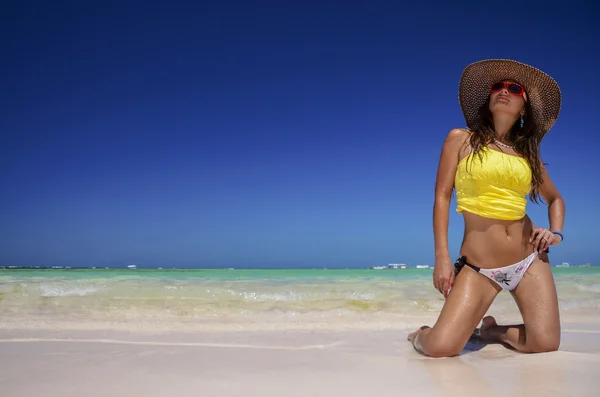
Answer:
xmin=467 ymin=97 xmax=544 ymax=203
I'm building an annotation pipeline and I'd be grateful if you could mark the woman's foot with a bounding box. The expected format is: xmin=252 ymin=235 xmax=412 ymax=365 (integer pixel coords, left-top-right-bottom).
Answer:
xmin=407 ymin=325 xmax=430 ymax=342
xmin=478 ymin=316 xmax=499 ymax=342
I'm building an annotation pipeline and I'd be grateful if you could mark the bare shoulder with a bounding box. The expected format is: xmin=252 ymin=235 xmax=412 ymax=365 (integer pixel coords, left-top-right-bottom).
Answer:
xmin=435 ymin=129 xmax=472 ymax=196
xmin=447 ymin=128 xmax=471 ymax=139
xmin=442 ymin=128 xmax=472 ymax=153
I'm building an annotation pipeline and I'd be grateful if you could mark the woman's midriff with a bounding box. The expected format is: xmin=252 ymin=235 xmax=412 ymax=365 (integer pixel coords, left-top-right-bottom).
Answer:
xmin=459 ymin=211 xmax=538 ymax=269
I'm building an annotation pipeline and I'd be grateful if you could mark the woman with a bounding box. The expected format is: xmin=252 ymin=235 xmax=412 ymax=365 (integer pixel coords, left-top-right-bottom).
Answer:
xmin=408 ymin=59 xmax=566 ymax=357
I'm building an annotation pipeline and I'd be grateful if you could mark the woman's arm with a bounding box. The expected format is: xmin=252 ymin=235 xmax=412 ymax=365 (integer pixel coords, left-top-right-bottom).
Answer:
xmin=432 ymin=128 xmax=469 ymax=297
xmin=531 ymin=162 xmax=566 ymax=251
xmin=540 ymin=163 xmax=565 ymax=233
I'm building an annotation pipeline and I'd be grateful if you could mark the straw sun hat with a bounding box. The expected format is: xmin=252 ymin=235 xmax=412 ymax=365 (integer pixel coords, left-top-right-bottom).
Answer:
xmin=458 ymin=59 xmax=562 ymax=139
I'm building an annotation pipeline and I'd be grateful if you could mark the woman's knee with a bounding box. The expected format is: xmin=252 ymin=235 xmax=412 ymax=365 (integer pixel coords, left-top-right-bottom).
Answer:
xmin=423 ymin=338 xmax=464 ymax=358
xmin=526 ymin=333 xmax=560 ymax=353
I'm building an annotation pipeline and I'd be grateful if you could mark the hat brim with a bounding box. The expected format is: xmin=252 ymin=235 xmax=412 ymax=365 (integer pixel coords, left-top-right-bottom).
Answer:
xmin=459 ymin=59 xmax=561 ymax=139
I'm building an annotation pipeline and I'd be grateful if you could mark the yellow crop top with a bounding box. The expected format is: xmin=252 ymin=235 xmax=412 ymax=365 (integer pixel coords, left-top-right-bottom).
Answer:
xmin=454 ymin=147 xmax=532 ymax=220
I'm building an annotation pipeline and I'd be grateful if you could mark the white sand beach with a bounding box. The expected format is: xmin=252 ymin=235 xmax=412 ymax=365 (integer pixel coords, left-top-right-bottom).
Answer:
xmin=1 ymin=323 xmax=600 ymax=397
xmin=2 ymin=268 xmax=600 ymax=396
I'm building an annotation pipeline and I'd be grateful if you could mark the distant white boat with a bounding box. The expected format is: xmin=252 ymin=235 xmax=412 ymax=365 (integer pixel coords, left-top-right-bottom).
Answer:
xmin=388 ymin=264 xmax=407 ymax=269
xmin=555 ymin=262 xmax=570 ymax=267
xmin=416 ymin=265 xmax=430 ymax=269
xmin=127 ymin=265 xmax=137 ymax=269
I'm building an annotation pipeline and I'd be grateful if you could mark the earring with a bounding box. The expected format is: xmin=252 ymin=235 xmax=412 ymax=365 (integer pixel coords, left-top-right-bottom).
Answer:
xmin=520 ymin=115 xmax=524 ymax=128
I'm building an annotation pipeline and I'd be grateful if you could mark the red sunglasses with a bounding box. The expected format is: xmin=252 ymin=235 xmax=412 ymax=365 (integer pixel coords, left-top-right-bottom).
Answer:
xmin=490 ymin=81 xmax=525 ymax=96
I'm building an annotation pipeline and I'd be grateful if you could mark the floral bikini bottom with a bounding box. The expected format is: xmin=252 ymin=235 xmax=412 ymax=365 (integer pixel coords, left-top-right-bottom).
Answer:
xmin=454 ymin=251 xmax=539 ymax=291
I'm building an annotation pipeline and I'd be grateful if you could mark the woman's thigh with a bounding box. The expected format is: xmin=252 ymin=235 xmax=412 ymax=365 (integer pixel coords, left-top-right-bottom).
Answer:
xmin=428 ymin=266 xmax=501 ymax=352
xmin=510 ymin=252 xmax=561 ymax=350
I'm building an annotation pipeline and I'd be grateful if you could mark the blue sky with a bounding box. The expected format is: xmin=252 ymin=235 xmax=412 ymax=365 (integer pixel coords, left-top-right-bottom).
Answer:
xmin=1 ymin=1 xmax=598 ymax=268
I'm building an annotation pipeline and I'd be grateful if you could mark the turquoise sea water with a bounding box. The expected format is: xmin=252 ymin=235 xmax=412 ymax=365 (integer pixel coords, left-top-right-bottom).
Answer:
xmin=1 ymin=267 xmax=599 ymax=330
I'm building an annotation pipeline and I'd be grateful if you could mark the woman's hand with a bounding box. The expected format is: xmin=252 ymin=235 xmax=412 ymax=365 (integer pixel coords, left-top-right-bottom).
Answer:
xmin=433 ymin=257 xmax=455 ymax=299
xmin=530 ymin=227 xmax=562 ymax=252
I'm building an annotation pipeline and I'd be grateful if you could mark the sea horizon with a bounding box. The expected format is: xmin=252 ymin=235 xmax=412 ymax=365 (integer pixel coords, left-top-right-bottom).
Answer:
xmin=1 ymin=262 xmax=596 ymax=270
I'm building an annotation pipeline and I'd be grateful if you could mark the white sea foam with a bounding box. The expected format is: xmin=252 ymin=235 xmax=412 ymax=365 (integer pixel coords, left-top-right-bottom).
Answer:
xmin=575 ymin=284 xmax=600 ymax=293
xmin=37 ymin=283 xmax=101 ymax=297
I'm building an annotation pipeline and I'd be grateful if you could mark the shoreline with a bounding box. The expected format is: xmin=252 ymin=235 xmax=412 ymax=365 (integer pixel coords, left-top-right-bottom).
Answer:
xmin=2 ymin=303 xmax=600 ymax=332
